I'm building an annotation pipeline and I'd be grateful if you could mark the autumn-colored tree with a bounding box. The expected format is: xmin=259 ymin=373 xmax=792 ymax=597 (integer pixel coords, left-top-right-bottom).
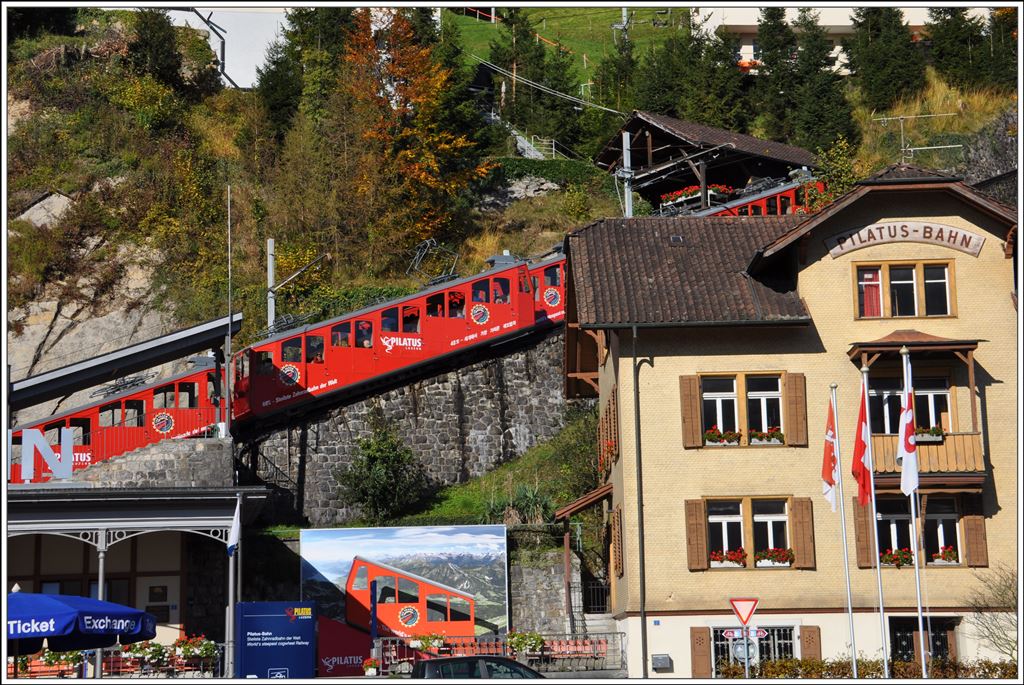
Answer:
xmin=341 ymin=9 xmax=492 ymax=271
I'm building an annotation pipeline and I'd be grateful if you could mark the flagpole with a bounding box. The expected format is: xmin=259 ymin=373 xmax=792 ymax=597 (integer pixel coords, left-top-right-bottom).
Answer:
xmin=901 ymin=347 xmax=928 ymax=678
xmin=861 ymin=365 xmax=890 ymax=677
xmin=830 ymin=384 xmax=859 ymax=677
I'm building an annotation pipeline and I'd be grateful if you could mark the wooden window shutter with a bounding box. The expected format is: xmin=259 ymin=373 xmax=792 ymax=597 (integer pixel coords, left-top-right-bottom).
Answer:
xmin=799 ymin=625 xmax=821 ymax=661
xmin=690 ymin=627 xmax=712 ymax=678
xmin=680 ymin=376 xmax=702 ymax=448
xmin=791 ymin=498 xmax=816 ymax=569
xmin=852 ymin=496 xmax=877 ymax=568
xmin=946 ymin=626 xmax=958 ymax=661
xmin=784 ymin=372 xmax=808 ymax=446
xmin=685 ymin=499 xmax=709 ymax=571
xmin=962 ymin=494 xmax=989 ymax=567
xmin=612 ymin=506 xmax=624 ymax=578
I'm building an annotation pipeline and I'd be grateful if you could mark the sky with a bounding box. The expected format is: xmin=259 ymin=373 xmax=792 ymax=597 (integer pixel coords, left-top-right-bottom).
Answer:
xmin=300 ymin=524 xmax=508 ymax=584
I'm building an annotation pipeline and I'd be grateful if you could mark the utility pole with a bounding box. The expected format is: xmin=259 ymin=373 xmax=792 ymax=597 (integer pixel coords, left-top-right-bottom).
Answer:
xmin=871 ymin=112 xmax=961 ymax=164
xmin=266 ymin=239 xmax=276 ymax=330
xmin=619 ymin=131 xmax=634 ymax=218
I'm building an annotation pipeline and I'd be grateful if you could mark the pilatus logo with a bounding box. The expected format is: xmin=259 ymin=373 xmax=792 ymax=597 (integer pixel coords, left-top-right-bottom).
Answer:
xmin=279 ymin=364 xmax=300 ymax=386
xmin=398 ymin=606 xmax=420 ymax=627
xmin=471 ymin=304 xmax=490 ymax=325
xmin=152 ymin=412 xmax=174 ymax=434
xmin=543 ymin=288 xmax=561 ymax=306
xmin=285 ymin=607 xmax=312 ymax=622
xmin=381 ymin=335 xmax=424 ymax=354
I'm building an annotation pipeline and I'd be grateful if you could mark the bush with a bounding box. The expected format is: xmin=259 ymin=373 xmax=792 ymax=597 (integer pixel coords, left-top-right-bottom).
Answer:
xmin=715 ymin=657 xmax=1017 ymax=679
xmin=334 ymin=412 xmax=427 ymax=524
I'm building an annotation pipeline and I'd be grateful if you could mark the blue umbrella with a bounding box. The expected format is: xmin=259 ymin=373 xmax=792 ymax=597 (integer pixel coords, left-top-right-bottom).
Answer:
xmin=6 ymin=592 xmax=157 ymax=655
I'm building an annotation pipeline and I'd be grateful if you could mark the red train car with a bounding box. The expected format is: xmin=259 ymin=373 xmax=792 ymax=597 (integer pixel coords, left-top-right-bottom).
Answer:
xmin=232 ymin=254 xmax=566 ymax=422
xmin=708 ymin=180 xmax=825 ymax=217
xmin=344 ymin=556 xmax=476 ymax=638
xmin=9 ymin=363 xmax=223 ymax=483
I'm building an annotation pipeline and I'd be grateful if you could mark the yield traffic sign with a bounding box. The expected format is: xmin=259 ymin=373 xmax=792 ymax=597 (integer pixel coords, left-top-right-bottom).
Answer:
xmin=729 ymin=597 xmax=759 ymax=625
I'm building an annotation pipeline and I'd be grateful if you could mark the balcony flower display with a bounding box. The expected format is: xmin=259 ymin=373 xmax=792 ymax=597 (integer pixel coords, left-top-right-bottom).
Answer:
xmin=173 ymin=634 xmax=218 ymax=660
xmin=506 ymin=630 xmax=544 ymax=655
xmin=710 ymin=547 xmax=747 ymax=567
xmin=660 ymin=184 xmax=734 ymax=204
xmin=880 ymin=547 xmax=915 ymax=568
xmin=362 ymin=657 xmax=380 ymax=675
xmin=914 ymin=425 xmax=945 ymax=443
xmin=121 ymin=641 xmax=168 ymax=667
xmin=931 ymin=545 xmax=958 ymax=563
xmin=754 ymin=547 xmax=795 ymax=566
xmin=704 ymin=426 xmax=742 ymax=445
xmin=749 ymin=426 xmax=784 ymax=445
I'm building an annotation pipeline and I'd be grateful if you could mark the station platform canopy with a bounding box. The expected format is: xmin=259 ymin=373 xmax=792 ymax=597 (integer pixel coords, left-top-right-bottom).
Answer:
xmin=9 ymin=313 xmax=243 ymax=411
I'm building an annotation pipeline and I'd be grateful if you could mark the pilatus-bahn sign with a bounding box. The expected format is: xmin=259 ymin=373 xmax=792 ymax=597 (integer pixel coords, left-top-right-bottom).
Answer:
xmin=826 ymin=222 xmax=985 ymax=258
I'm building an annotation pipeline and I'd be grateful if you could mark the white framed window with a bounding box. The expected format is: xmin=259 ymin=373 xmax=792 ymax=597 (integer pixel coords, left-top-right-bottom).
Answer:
xmin=753 ymin=500 xmax=789 ymax=566
xmin=868 ymin=378 xmax=903 ymax=434
xmin=857 ymin=266 xmax=883 ymax=318
xmin=702 ymin=377 xmax=737 ymax=433
xmin=923 ymin=264 xmax=950 ymax=316
xmin=711 ymin=625 xmax=796 ymax=677
xmin=889 ymin=265 xmax=918 ymax=316
xmin=876 ymin=498 xmax=914 ymax=564
xmin=707 ymin=500 xmax=744 ymax=565
xmin=913 ymin=378 xmax=950 ymax=431
xmin=924 ymin=497 xmax=961 ymax=565
xmin=746 ymin=376 xmax=783 ymax=437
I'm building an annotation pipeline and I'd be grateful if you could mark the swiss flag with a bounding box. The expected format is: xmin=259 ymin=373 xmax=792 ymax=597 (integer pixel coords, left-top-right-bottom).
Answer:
xmin=850 ymin=382 xmax=873 ymax=506
xmin=821 ymin=396 xmax=839 ymax=512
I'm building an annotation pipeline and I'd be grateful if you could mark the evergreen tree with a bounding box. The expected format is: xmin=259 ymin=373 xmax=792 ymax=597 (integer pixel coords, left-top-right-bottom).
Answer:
xmin=7 ymin=7 xmax=76 ymax=38
xmin=538 ymin=44 xmax=582 ymax=147
xmin=256 ymin=40 xmax=303 ymax=142
xmin=985 ymin=8 xmax=1018 ymax=92
xmin=402 ymin=7 xmax=440 ymax=46
xmin=753 ymin=8 xmax=797 ymax=141
xmin=283 ymin=7 xmax=356 ymax=61
xmin=488 ymin=9 xmax=547 ymax=131
xmin=845 ymin=8 xmax=926 ymax=111
xmin=683 ymin=28 xmax=747 ymax=131
xmin=792 ymin=9 xmax=858 ymax=152
xmin=579 ymin=36 xmax=636 ymax=157
xmin=128 ymin=9 xmax=182 ymax=90
xmin=635 ymin=10 xmax=706 ymax=116
xmin=926 ymin=9 xmax=986 ymax=90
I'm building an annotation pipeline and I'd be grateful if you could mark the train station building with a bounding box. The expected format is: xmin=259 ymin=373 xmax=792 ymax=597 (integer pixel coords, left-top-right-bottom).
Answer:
xmin=562 ymin=164 xmax=1017 ymax=677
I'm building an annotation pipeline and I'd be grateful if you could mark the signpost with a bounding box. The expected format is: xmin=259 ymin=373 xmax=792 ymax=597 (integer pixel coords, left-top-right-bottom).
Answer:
xmin=729 ymin=598 xmax=759 ymax=678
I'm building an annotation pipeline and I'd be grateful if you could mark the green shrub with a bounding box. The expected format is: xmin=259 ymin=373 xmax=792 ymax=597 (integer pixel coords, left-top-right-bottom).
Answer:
xmin=715 ymin=657 xmax=1016 ymax=679
xmin=561 ymin=183 xmax=590 ymax=221
xmin=103 ymin=74 xmax=182 ymax=131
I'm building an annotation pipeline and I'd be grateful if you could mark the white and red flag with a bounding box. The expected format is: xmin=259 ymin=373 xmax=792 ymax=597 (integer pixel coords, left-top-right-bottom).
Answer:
xmin=822 ymin=396 xmax=839 ymax=512
xmin=897 ymin=387 xmax=919 ymax=495
xmin=851 ymin=380 xmax=873 ymax=506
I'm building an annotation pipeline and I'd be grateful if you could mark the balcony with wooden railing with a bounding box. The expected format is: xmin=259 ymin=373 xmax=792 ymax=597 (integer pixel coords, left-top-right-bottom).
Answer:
xmin=872 ymin=432 xmax=984 ymax=474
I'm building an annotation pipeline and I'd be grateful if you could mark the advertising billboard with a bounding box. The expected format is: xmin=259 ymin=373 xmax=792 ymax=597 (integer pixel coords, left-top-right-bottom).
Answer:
xmin=300 ymin=525 xmax=508 ymax=677
xmin=235 ymin=601 xmax=316 ymax=679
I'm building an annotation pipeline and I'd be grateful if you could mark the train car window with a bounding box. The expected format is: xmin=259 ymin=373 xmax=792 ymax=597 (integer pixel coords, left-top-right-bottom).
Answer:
xmin=449 ymin=596 xmax=471 ymax=622
xmin=426 ymin=293 xmax=445 ymax=317
xmin=751 ymin=204 xmax=763 ymax=216
xmin=256 ymin=351 xmax=274 ymax=375
xmin=153 ymin=384 xmax=175 ymax=409
xmin=472 ymin=280 xmax=490 ymax=303
xmin=306 ymin=335 xmax=325 ymax=363
xmin=376 ymin=575 xmax=396 ymax=604
xmin=448 ymin=292 xmax=465 ymax=318
xmin=780 ymin=194 xmax=791 ymax=214
xmin=426 ymin=594 xmax=448 ymax=622
xmin=356 ymin=321 xmax=374 ymax=348
xmin=178 ymin=383 xmax=198 ymax=409
xmin=236 ymin=354 xmax=249 ymax=378
xmin=766 ymin=197 xmax=778 ymax=215
xmin=532 ymin=276 xmax=540 ymax=301
xmin=519 ymin=273 xmax=531 ymax=293
xmin=544 ymin=265 xmax=560 ymax=287
xmin=44 ymin=421 xmax=64 ymax=443
xmin=207 ymin=374 xmax=221 ymax=406
xmin=124 ymin=400 xmax=144 ymax=427
xmin=99 ymin=402 xmax=121 ymax=427
xmin=492 ymin=278 xmax=510 ymax=304
xmin=331 ymin=323 xmax=351 ymax=347
xmin=398 ymin=578 xmax=418 ymax=603
xmin=69 ymin=418 xmax=90 ymax=445
xmin=282 ymin=338 xmax=302 ymax=363
xmin=402 ymin=306 xmax=421 ymax=333
xmin=351 ymin=565 xmax=368 ymax=591
xmin=738 ymin=205 xmax=749 ymax=216
xmin=382 ymin=307 xmax=400 ymax=332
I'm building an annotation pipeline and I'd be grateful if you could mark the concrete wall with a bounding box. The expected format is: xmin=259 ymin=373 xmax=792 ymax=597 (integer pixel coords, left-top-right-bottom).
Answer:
xmin=240 ymin=329 xmax=569 ymax=526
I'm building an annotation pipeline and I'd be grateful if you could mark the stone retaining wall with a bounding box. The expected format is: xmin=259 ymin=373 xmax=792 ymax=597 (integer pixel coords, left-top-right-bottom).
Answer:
xmin=72 ymin=437 xmax=234 ymax=487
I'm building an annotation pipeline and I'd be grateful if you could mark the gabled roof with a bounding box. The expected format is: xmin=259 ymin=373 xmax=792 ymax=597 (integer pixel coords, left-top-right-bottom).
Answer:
xmin=756 ymin=165 xmax=1018 ymax=263
xmin=634 ymin=111 xmax=818 ymax=168
xmin=567 ymin=215 xmax=809 ymax=328
xmin=847 ymin=330 xmax=978 ymax=360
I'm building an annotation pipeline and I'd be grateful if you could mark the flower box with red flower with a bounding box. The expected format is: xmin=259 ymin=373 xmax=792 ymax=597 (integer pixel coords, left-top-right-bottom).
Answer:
xmin=754 ymin=547 xmax=795 ymax=567
xmin=704 ymin=426 xmax=742 ymax=446
xmin=363 ymin=657 xmax=380 ymax=676
xmin=914 ymin=425 xmax=945 ymax=443
xmin=930 ymin=545 xmax=958 ymax=565
xmin=749 ymin=427 xmax=785 ymax=445
xmin=880 ymin=548 xmax=915 ymax=568
xmin=709 ymin=547 xmax=747 ymax=567
xmin=660 ymin=184 xmax=734 ymax=207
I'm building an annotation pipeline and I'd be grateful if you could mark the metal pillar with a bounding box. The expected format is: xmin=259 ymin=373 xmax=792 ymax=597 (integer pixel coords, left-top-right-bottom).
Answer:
xmin=94 ymin=536 xmax=107 ymax=679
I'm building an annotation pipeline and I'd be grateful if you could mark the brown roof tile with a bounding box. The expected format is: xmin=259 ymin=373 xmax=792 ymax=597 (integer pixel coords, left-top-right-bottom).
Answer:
xmin=568 ymin=215 xmax=809 ymax=327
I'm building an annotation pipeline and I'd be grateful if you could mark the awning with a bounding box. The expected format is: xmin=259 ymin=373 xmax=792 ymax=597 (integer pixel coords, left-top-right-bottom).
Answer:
xmin=554 ymin=483 xmax=613 ymax=521
xmin=848 ymin=329 xmax=978 ymax=361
